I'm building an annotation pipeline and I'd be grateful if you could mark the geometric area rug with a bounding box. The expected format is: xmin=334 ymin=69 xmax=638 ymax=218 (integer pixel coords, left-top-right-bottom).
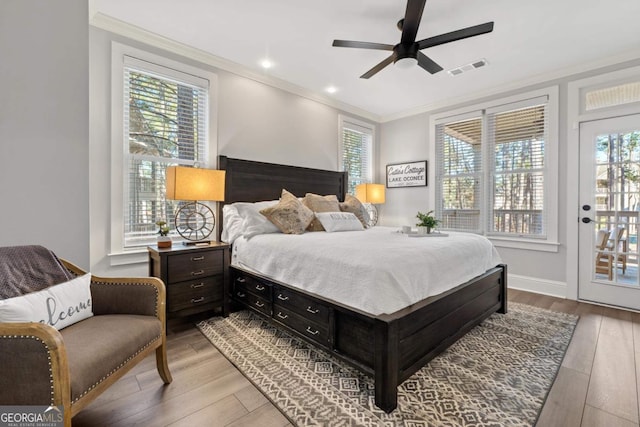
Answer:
xmin=197 ymin=303 xmax=578 ymax=427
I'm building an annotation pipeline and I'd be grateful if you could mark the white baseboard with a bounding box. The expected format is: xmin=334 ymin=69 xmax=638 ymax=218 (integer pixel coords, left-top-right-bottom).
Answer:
xmin=508 ymin=273 xmax=567 ymax=299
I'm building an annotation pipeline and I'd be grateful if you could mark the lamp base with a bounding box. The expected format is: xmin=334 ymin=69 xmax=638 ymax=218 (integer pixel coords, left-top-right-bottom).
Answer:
xmin=364 ymin=203 xmax=378 ymax=227
xmin=174 ymin=201 xmax=216 ymax=242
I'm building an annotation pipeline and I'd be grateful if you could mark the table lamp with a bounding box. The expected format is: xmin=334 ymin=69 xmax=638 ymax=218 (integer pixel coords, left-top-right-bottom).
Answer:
xmin=355 ymin=183 xmax=385 ymax=226
xmin=166 ymin=166 xmax=226 ymax=244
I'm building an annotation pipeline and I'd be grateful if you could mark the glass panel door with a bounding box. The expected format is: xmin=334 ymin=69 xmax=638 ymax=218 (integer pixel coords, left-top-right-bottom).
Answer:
xmin=579 ymin=114 xmax=640 ymax=310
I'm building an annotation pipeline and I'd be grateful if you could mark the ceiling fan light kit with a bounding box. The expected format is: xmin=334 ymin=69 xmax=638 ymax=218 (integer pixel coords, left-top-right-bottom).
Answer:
xmin=332 ymin=0 xmax=494 ymax=79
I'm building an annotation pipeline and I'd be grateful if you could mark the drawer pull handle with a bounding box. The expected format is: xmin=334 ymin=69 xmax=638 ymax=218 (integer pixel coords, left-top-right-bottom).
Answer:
xmin=306 ymin=306 xmax=320 ymax=314
xmin=276 ymin=312 xmax=288 ymax=320
xmin=277 ymin=294 xmax=289 ymax=301
xmin=191 ymin=283 xmax=205 ymax=289
xmin=236 ymin=292 xmax=246 ymax=298
xmin=191 ymin=297 xmax=205 ymax=303
xmin=255 ymin=301 xmax=265 ymax=308
xmin=255 ymin=284 xmax=265 ymax=291
xmin=306 ymin=327 xmax=319 ymax=335
xmin=236 ymin=277 xmax=246 ymax=283
xmin=191 ymin=256 xmax=205 ymax=261
xmin=191 ymin=270 xmax=205 ymax=276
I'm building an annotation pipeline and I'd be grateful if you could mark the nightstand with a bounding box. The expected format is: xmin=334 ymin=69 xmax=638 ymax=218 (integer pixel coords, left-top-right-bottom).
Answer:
xmin=148 ymin=242 xmax=230 ymax=319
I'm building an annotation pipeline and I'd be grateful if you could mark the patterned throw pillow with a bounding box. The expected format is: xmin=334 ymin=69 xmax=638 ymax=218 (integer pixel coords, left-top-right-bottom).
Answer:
xmin=339 ymin=194 xmax=370 ymax=228
xmin=302 ymin=193 xmax=341 ymax=231
xmin=260 ymin=189 xmax=314 ymax=234
xmin=0 ymin=273 xmax=93 ymax=330
xmin=315 ymin=212 xmax=364 ymax=232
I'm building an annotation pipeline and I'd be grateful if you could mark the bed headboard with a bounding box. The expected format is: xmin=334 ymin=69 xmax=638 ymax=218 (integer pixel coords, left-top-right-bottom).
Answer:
xmin=217 ymin=156 xmax=348 ymax=239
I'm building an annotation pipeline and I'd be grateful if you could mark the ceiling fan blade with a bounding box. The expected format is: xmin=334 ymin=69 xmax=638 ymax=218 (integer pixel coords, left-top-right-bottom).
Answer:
xmin=332 ymin=40 xmax=394 ymax=51
xmin=400 ymin=0 xmax=427 ymax=44
xmin=360 ymin=54 xmax=395 ymax=79
xmin=417 ymin=51 xmax=443 ymax=74
xmin=417 ymin=22 xmax=494 ymax=50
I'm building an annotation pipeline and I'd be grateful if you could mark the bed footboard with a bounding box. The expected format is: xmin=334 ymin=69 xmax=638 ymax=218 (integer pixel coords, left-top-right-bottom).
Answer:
xmin=231 ymin=264 xmax=507 ymax=413
xmin=365 ymin=265 xmax=507 ymax=412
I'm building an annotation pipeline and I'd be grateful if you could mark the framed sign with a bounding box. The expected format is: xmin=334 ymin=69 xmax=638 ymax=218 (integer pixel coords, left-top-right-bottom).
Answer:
xmin=386 ymin=160 xmax=427 ymax=188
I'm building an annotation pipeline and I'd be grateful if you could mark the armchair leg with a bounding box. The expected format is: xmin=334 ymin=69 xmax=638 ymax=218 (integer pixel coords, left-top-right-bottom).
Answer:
xmin=155 ymin=342 xmax=173 ymax=384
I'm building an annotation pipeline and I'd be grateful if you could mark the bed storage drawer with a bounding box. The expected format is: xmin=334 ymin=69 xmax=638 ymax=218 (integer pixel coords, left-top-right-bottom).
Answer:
xmin=233 ymin=273 xmax=272 ymax=316
xmin=234 ymin=275 xmax=271 ymax=299
xmin=273 ymin=285 xmax=329 ymax=323
xmin=273 ymin=306 xmax=329 ymax=344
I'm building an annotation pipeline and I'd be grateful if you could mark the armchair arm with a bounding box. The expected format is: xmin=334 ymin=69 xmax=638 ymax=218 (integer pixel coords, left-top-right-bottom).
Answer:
xmin=0 ymin=323 xmax=70 ymax=409
xmin=60 ymin=259 xmax=166 ymax=320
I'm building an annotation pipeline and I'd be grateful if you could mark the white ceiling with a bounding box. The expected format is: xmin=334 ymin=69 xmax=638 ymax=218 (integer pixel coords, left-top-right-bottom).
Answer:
xmin=91 ymin=0 xmax=640 ymax=121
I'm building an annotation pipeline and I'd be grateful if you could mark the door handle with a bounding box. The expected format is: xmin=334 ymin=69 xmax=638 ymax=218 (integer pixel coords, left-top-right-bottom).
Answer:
xmin=581 ymin=217 xmax=593 ymax=223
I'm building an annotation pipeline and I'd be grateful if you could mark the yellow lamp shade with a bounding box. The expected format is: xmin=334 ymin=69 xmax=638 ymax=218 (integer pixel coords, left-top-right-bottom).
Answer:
xmin=355 ymin=183 xmax=385 ymax=204
xmin=166 ymin=166 xmax=225 ymax=201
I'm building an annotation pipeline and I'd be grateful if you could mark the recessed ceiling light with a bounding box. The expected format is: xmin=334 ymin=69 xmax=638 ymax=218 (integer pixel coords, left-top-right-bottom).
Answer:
xmin=325 ymin=86 xmax=338 ymax=94
xmin=260 ymin=59 xmax=274 ymax=69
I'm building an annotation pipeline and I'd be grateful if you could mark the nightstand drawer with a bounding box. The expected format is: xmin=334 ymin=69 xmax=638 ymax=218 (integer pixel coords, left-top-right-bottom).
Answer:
xmin=167 ymin=251 xmax=223 ymax=283
xmin=273 ymin=306 xmax=329 ymax=344
xmin=274 ymin=285 xmax=329 ymax=323
xmin=167 ymin=276 xmax=224 ymax=312
xmin=234 ymin=275 xmax=271 ymax=299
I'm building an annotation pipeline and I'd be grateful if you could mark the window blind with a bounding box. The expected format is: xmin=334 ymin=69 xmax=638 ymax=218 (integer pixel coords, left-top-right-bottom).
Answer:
xmin=435 ymin=116 xmax=483 ymax=232
xmin=341 ymin=121 xmax=373 ymax=195
xmin=487 ymin=102 xmax=547 ymax=237
xmin=123 ymin=64 xmax=208 ymax=248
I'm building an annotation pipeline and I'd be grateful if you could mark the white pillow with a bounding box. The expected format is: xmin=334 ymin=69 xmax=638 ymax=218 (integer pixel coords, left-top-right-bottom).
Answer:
xmin=315 ymin=212 xmax=365 ymax=232
xmin=0 ymin=273 xmax=93 ymax=330
xmin=221 ymin=204 xmax=243 ymax=243
xmin=221 ymin=201 xmax=281 ymax=243
xmin=236 ymin=200 xmax=281 ymax=239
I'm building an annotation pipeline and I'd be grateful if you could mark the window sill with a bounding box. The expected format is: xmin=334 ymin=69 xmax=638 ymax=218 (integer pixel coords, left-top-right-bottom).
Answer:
xmin=489 ymin=236 xmax=560 ymax=253
xmin=108 ymin=249 xmax=149 ymax=266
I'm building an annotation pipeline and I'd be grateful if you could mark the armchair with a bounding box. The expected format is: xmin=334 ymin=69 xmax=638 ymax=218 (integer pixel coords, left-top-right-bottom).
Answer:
xmin=0 ymin=247 xmax=172 ymax=427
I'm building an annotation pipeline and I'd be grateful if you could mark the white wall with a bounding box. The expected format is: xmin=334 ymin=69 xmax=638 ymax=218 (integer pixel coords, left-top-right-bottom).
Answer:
xmin=378 ymin=58 xmax=640 ymax=293
xmin=89 ymin=27 xmax=376 ymax=276
xmin=0 ymin=0 xmax=89 ymax=267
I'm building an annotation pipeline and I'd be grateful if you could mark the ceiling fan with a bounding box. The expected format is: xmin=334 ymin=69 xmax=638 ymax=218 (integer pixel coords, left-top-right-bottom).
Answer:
xmin=332 ymin=0 xmax=494 ymax=79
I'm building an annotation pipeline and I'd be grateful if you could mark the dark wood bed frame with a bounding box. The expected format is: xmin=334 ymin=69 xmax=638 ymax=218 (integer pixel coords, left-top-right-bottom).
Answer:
xmin=217 ymin=155 xmax=507 ymax=412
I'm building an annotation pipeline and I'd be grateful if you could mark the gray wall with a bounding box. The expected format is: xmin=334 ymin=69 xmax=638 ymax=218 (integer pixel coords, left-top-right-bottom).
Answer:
xmin=0 ymin=0 xmax=89 ymax=267
xmin=89 ymin=27 xmax=376 ymax=276
xmin=378 ymin=58 xmax=640 ymax=287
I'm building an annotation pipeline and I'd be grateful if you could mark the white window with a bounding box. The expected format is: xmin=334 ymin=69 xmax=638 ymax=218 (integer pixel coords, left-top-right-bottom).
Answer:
xmin=432 ymin=87 xmax=559 ymax=251
xmin=339 ymin=115 xmax=375 ymax=195
xmin=110 ymin=43 xmax=216 ymax=258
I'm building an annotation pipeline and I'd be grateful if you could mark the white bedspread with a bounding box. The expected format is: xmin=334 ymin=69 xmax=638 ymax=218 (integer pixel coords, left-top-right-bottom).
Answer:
xmin=231 ymin=227 xmax=502 ymax=316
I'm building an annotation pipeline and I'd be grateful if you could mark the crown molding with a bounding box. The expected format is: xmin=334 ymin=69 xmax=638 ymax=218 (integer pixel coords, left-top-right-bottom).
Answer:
xmin=90 ymin=12 xmax=381 ymax=123
xmin=90 ymin=12 xmax=640 ymax=125
xmin=380 ymin=48 xmax=640 ymax=123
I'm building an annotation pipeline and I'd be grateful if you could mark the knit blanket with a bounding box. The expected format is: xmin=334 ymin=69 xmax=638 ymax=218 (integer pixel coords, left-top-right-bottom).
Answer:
xmin=0 ymin=245 xmax=73 ymax=299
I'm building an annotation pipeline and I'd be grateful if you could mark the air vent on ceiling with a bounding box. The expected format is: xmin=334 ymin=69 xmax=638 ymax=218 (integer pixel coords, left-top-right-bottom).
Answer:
xmin=447 ymin=58 xmax=488 ymax=76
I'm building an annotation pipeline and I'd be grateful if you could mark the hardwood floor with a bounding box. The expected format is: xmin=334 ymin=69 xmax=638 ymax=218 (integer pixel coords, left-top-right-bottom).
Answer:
xmin=73 ymin=290 xmax=639 ymax=426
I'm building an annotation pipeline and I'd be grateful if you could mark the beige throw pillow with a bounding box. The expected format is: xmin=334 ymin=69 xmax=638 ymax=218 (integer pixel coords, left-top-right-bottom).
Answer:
xmin=260 ymin=189 xmax=314 ymax=234
xmin=339 ymin=194 xmax=370 ymax=228
xmin=302 ymin=193 xmax=341 ymax=231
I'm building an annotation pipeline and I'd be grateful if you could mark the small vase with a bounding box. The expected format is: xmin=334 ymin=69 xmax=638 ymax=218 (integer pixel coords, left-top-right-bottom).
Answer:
xmin=157 ymin=236 xmax=172 ymax=249
xmin=416 ymin=226 xmax=433 ymax=235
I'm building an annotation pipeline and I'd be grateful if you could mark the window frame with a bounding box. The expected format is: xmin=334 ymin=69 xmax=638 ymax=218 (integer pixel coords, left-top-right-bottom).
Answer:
xmin=109 ymin=43 xmax=218 ymax=264
xmin=338 ymin=115 xmax=375 ymax=195
xmin=429 ymin=86 xmax=560 ymax=252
